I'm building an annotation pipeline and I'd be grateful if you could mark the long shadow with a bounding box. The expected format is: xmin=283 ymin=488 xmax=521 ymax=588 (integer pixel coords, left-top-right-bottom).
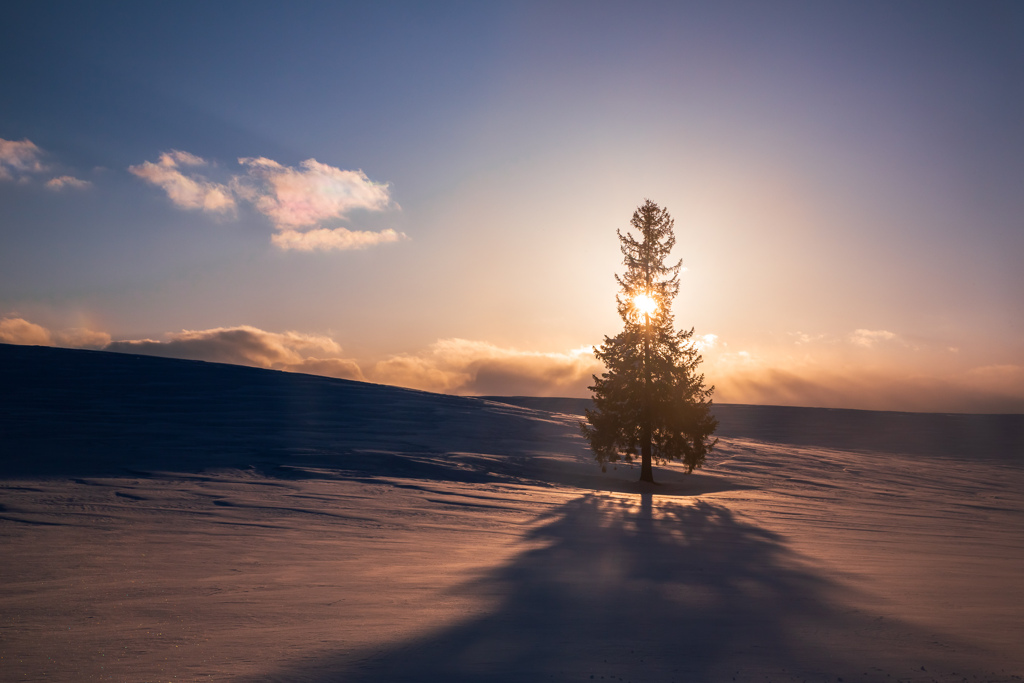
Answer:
xmin=247 ymin=494 xmax=992 ymax=683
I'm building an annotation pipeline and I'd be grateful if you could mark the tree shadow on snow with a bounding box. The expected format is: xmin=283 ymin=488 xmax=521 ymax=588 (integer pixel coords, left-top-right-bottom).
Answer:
xmin=248 ymin=493 xmax=990 ymax=683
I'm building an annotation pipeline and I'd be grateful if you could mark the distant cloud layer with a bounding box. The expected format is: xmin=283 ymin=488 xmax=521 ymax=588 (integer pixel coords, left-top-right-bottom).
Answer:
xmin=4 ymin=316 xmax=1023 ymax=413
xmin=129 ymin=150 xmax=402 ymax=251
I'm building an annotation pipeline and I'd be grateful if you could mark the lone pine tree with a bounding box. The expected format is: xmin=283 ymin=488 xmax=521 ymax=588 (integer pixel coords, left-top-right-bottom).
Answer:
xmin=581 ymin=200 xmax=718 ymax=483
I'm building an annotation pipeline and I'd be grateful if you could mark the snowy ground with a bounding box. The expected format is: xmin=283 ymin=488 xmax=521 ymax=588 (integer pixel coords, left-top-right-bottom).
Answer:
xmin=2 ymin=344 xmax=1023 ymax=682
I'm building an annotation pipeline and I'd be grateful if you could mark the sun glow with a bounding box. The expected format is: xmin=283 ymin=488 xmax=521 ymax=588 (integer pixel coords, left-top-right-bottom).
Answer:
xmin=632 ymin=293 xmax=658 ymax=317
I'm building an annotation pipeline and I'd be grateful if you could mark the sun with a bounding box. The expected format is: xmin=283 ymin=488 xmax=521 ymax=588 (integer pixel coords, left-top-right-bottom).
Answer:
xmin=632 ymin=293 xmax=658 ymax=317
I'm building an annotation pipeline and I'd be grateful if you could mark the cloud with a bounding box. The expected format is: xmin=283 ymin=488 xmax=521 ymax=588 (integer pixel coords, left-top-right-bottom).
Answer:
xmin=0 ymin=317 xmax=52 ymax=345
xmin=701 ymin=344 xmax=1024 ymax=413
xmin=963 ymin=364 xmax=1024 ymax=399
xmin=54 ymin=327 xmax=111 ymax=349
xmin=45 ymin=175 xmax=91 ymax=190
xmin=271 ymin=227 xmax=405 ymax=251
xmin=128 ymin=151 xmax=236 ymax=213
xmin=105 ymin=325 xmax=365 ymax=381
xmin=850 ymin=329 xmax=898 ymax=348
xmin=371 ymin=339 xmax=602 ymax=396
xmin=693 ymin=333 xmax=718 ymax=352
xmin=713 ymin=363 xmax=1024 ymax=413
xmin=791 ymin=331 xmax=828 ymax=345
xmin=1 ymin=138 xmax=97 ymax=188
xmin=0 ymin=318 xmax=109 ymax=349
xmin=0 ymin=138 xmax=46 ymax=181
xmin=235 ymin=157 xmax=393 ymax=229
xmin=6 ymin=313 xmax=1020 ymax=413
xmin=129 ymin=151 xmax=401 ymax=251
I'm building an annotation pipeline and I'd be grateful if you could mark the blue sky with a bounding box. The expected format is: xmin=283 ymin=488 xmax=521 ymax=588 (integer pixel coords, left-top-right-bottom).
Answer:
xmin=2 ymin=1 xmax=1022 ymax=411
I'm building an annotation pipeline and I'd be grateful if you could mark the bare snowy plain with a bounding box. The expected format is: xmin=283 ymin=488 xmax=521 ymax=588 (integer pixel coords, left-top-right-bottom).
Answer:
xmin=1 ymin=344 xmax=1022 ymax=682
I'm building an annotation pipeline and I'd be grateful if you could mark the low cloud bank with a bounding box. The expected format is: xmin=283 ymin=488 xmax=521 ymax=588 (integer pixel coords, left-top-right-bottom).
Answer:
xmin=105 ymin=326 xmax=365 ymax=381
xmin=705 ymin=346 xmax=1024 ymax=414
xmin=0 ymin=317 xmax=51 ymax=345
xmin=104 ymin=330 xmax=600 ymax=396
xmin=371 ymin=339 xmax=601 ymax=396
xmin=3 ymin=316 xmax=1022 ymax=412
xmin=0 ymin=317 xmax=110 ymax=349
xmin=129 ymin=150 xmax=402 ymax=252
xmin=0 ymin=317 xmax=597 ymax=397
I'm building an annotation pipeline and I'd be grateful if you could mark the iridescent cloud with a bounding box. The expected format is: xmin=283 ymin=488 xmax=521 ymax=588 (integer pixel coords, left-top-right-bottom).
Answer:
xmin=234 ymin=157 xmax=393 ymax=229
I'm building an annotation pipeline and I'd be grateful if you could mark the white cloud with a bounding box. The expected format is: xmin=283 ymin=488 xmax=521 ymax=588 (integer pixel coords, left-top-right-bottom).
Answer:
xmin=271 ymin=227 xmax=405 ymax=251
xmin=850 ymin=329 xmax=897 ymax=348
xmin=129 ymin=151 xmax=400 ymax=251
xmin=128 ymin=151 xmax=236 ymax=213
xmin=692 ymin=333 xmax=718 ymax=351
xmin=0 ymin=138 xmax=46 ymax=181
xmin=45 ymin=175 xmax=91 ymax=190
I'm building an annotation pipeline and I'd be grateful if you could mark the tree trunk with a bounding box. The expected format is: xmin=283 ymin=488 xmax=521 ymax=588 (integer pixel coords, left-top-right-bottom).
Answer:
xmin=640 ymin=309 xmax=654 ymax=483
xmin=640 ymin=429 xmax=654 ymax=482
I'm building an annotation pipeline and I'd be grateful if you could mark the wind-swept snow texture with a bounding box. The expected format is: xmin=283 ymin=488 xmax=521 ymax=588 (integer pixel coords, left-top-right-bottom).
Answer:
xmin=2 ymin=343 xmax=1023 ymax=682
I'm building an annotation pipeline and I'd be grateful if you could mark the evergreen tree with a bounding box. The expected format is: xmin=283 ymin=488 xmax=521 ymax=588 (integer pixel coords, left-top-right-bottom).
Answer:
xmin=582 ymin=200 xmax=718 ymax=482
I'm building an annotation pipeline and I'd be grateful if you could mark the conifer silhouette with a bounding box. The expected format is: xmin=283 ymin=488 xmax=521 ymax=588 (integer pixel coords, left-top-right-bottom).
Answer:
xmin=582 ymin=200 xmax=718 ymax=482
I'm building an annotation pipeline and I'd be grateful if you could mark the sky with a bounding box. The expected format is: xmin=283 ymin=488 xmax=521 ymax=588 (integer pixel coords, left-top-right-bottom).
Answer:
xmin=1 ymin=1 xmax=1022 ymax=413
